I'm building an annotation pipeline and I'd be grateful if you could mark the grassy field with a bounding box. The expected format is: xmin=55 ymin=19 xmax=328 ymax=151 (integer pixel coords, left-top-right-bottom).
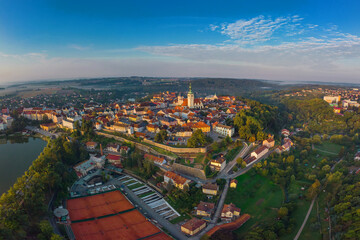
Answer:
xmin=314 ymin=141 xmax=342 ymax=156
xmin=299 ymin=191 xmax=329 ymax=240
xmin=281 ymin=180 xmax=312 ymax=240
xmin=298 ymin=200 xmax=322 ymax=240
xmin=225 ymin=171 xmax=284 ymax=236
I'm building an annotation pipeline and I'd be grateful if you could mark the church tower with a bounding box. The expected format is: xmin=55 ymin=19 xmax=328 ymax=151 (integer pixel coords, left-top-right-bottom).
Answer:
xmin=188 ymin=83 xmax=194 ymax=109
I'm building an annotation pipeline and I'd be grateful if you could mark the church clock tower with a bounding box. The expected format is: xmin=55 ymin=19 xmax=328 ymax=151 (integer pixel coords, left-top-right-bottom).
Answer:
xmin=188 ymin=83 xmax=194 ymax=109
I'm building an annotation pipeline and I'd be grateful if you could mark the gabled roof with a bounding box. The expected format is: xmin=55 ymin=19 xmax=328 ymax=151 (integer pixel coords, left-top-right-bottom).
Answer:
xmin=202 ymin=183 xmax=218 ymax=191
xmin=164 ymin=171 xmax=189 ymax=185
xmin=222 ymin=203 xmax=241 ymax=214
xmin=197 ymin=201 xmax=215 ymax=212
xmin=181 ymin=218 xmax=206 ymax=231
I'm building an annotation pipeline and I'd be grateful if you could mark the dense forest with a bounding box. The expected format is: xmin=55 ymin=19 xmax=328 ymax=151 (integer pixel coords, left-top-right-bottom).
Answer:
xmin=282 ymin=98 xmax=360 ymax=135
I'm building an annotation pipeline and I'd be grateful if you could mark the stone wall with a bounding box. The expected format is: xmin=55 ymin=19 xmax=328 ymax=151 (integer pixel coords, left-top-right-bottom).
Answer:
xmin=96 ymin=131 xmax=177 ymax=161
xmin=142 ymin=138 xmax=207 ymax=154
xmin=172 ymin=163 xmax=207 ymax=180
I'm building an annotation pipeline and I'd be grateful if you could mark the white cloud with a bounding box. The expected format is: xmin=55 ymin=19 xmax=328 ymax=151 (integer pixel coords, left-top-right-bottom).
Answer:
xmin=211 ymin=15 xmax=306 ymax=45
xmin=137 ymin=15 xmax=360 ymax=82
xmin=68 ymin=44 xmax=91 ymax=51
xmin=0 ymin=15 xmax=359 ymax=84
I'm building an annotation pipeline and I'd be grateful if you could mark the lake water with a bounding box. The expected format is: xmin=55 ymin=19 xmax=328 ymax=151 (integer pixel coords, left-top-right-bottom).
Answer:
xmin=0 ymin=137 xmax=47 ymax=195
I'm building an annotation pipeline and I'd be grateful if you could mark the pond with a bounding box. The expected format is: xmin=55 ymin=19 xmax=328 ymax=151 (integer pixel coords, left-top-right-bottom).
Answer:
xmin=0 ymin=137 xmax=47 ymax=195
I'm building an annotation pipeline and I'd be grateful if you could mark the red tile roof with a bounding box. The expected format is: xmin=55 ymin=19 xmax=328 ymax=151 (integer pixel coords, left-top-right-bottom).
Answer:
xmin=181 ymin=218 xmax=206 ymax=231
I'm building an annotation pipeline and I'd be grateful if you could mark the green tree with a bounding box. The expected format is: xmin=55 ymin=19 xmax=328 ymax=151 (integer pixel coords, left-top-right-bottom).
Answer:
xmin=236 ymin=157 xmax=244 ymax=165
xmin=187 ymin=129 xmax=207 ymax=148
xmin=278 ymin=207 xmax=288 ymax=218
xmin=155 ymin=129 xmax=168 ymax=143
xmin=50 ymin=234 xmax=63 ymax=240
xmin=37 ymin=220 xmax=53 ymax=240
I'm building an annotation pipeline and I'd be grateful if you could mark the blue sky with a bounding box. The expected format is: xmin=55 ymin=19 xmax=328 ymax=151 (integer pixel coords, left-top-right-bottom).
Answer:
xmin=0 ymin=0 xmax=360 ymax=83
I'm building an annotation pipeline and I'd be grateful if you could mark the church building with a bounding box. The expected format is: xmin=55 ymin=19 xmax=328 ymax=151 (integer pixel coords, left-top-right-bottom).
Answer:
xmin=175 ymin=83 xmax=204 ymax=109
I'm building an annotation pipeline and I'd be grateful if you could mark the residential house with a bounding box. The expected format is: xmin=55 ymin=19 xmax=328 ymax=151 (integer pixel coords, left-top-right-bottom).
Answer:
xmin=281 ymin=129 xmax=290 ymax=137
xmin=164 ymin=171 xmax=190 ymax=190
xmin=86 ymin=141 xmax=98 ymax=150
xmin=196 ymin=201 xmax=215 ymax=218
xmin=202 ymin=183 xmax=218 ymax=196
xmin=230 ymin=179 xmax=238 ymax=188
xmin=209 ymin=155 xmax=226 ymax=172
xmin=262 ymin=138 xmax=275 ymax=148
xmin=106 ymin=143 xmax=120 ymax=153
xmin=144 ymin=153 xmax=167 ymax=166
xmin=221 ymin=203 xmax=241 ymax=222
xmin=181 ymin=218 xmax=206 ymax=236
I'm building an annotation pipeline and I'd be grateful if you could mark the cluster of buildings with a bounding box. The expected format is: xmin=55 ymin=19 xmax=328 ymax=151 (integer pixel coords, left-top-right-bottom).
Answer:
xmin=179 ymin=179 xmax=241 ymax=236
xmin=243 ymin=138 xmax=275 ymax=166
xmin=0 ymin=108 xmax=13 ymax=130
xmin=73 ymin=154 xmax=106 ymax=177
xmin=12 ymin=85 xmax=249 ymax=146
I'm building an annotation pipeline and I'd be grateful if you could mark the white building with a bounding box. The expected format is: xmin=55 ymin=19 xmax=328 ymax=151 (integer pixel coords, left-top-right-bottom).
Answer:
xmin=214 ymin=124 xmax=235 ymax=137
xmin=62 ymin=119 xmax=76 ymax=130
xmin=324 ymin=96 xmax=341 ymax=104
xmin=343 ymin=100 xmax=360 ymax=108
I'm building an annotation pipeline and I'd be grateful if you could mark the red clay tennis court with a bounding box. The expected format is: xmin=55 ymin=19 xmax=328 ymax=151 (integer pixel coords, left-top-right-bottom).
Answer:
xmin=67 ymin=190 xmax=134 ymax=221
xmin=71 ymin=210 xmax=172 ymax=240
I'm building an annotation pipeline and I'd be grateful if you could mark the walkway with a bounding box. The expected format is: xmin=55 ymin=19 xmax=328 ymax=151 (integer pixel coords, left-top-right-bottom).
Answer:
xmin=294 ymin=198 xmax=316 ymax=240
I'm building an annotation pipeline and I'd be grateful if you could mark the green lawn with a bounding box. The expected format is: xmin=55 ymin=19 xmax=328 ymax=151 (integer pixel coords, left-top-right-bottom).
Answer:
xmin=299 ymin=191 xmax=328 ymax=240
xmin=138 ymin=191 xmax=154 ymax=198
xmin=281 ymin=180 xmax=312 ymax=240
xmin=225 ymin=171 xmax=284 ymax=236
xmin=314 ymin=141 xmax=342 ymax=156
xmin=298 ymin=200 xmax=322 ymax=240
xmin=128 ymin=183 xmax=144 ymax=190
xmin=169 ymin=214 xmax=191 ymax=224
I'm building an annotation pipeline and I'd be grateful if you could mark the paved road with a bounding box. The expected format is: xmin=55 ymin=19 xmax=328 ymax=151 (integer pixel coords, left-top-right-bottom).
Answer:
xmin=294 ymin=198 xmax=316 ymax=240
xmin=189 ymin=179 xmax=230 ymax=240
xmin=217 ymin=143 xmax=251 ymax=179
xmin=228 ymin=149 xmax=273 ymax=179
xmin=121 ymin=183 xmax=188 ymax=240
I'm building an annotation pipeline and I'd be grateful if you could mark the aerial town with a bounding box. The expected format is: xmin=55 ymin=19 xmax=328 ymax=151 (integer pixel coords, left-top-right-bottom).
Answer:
xmin=1 ymin=80 xmax=360 ymax=240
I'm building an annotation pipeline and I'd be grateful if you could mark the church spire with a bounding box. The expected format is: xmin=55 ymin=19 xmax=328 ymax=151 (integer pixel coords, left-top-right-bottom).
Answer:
xmin=189 ymin=82 xmax=192 ymax=94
